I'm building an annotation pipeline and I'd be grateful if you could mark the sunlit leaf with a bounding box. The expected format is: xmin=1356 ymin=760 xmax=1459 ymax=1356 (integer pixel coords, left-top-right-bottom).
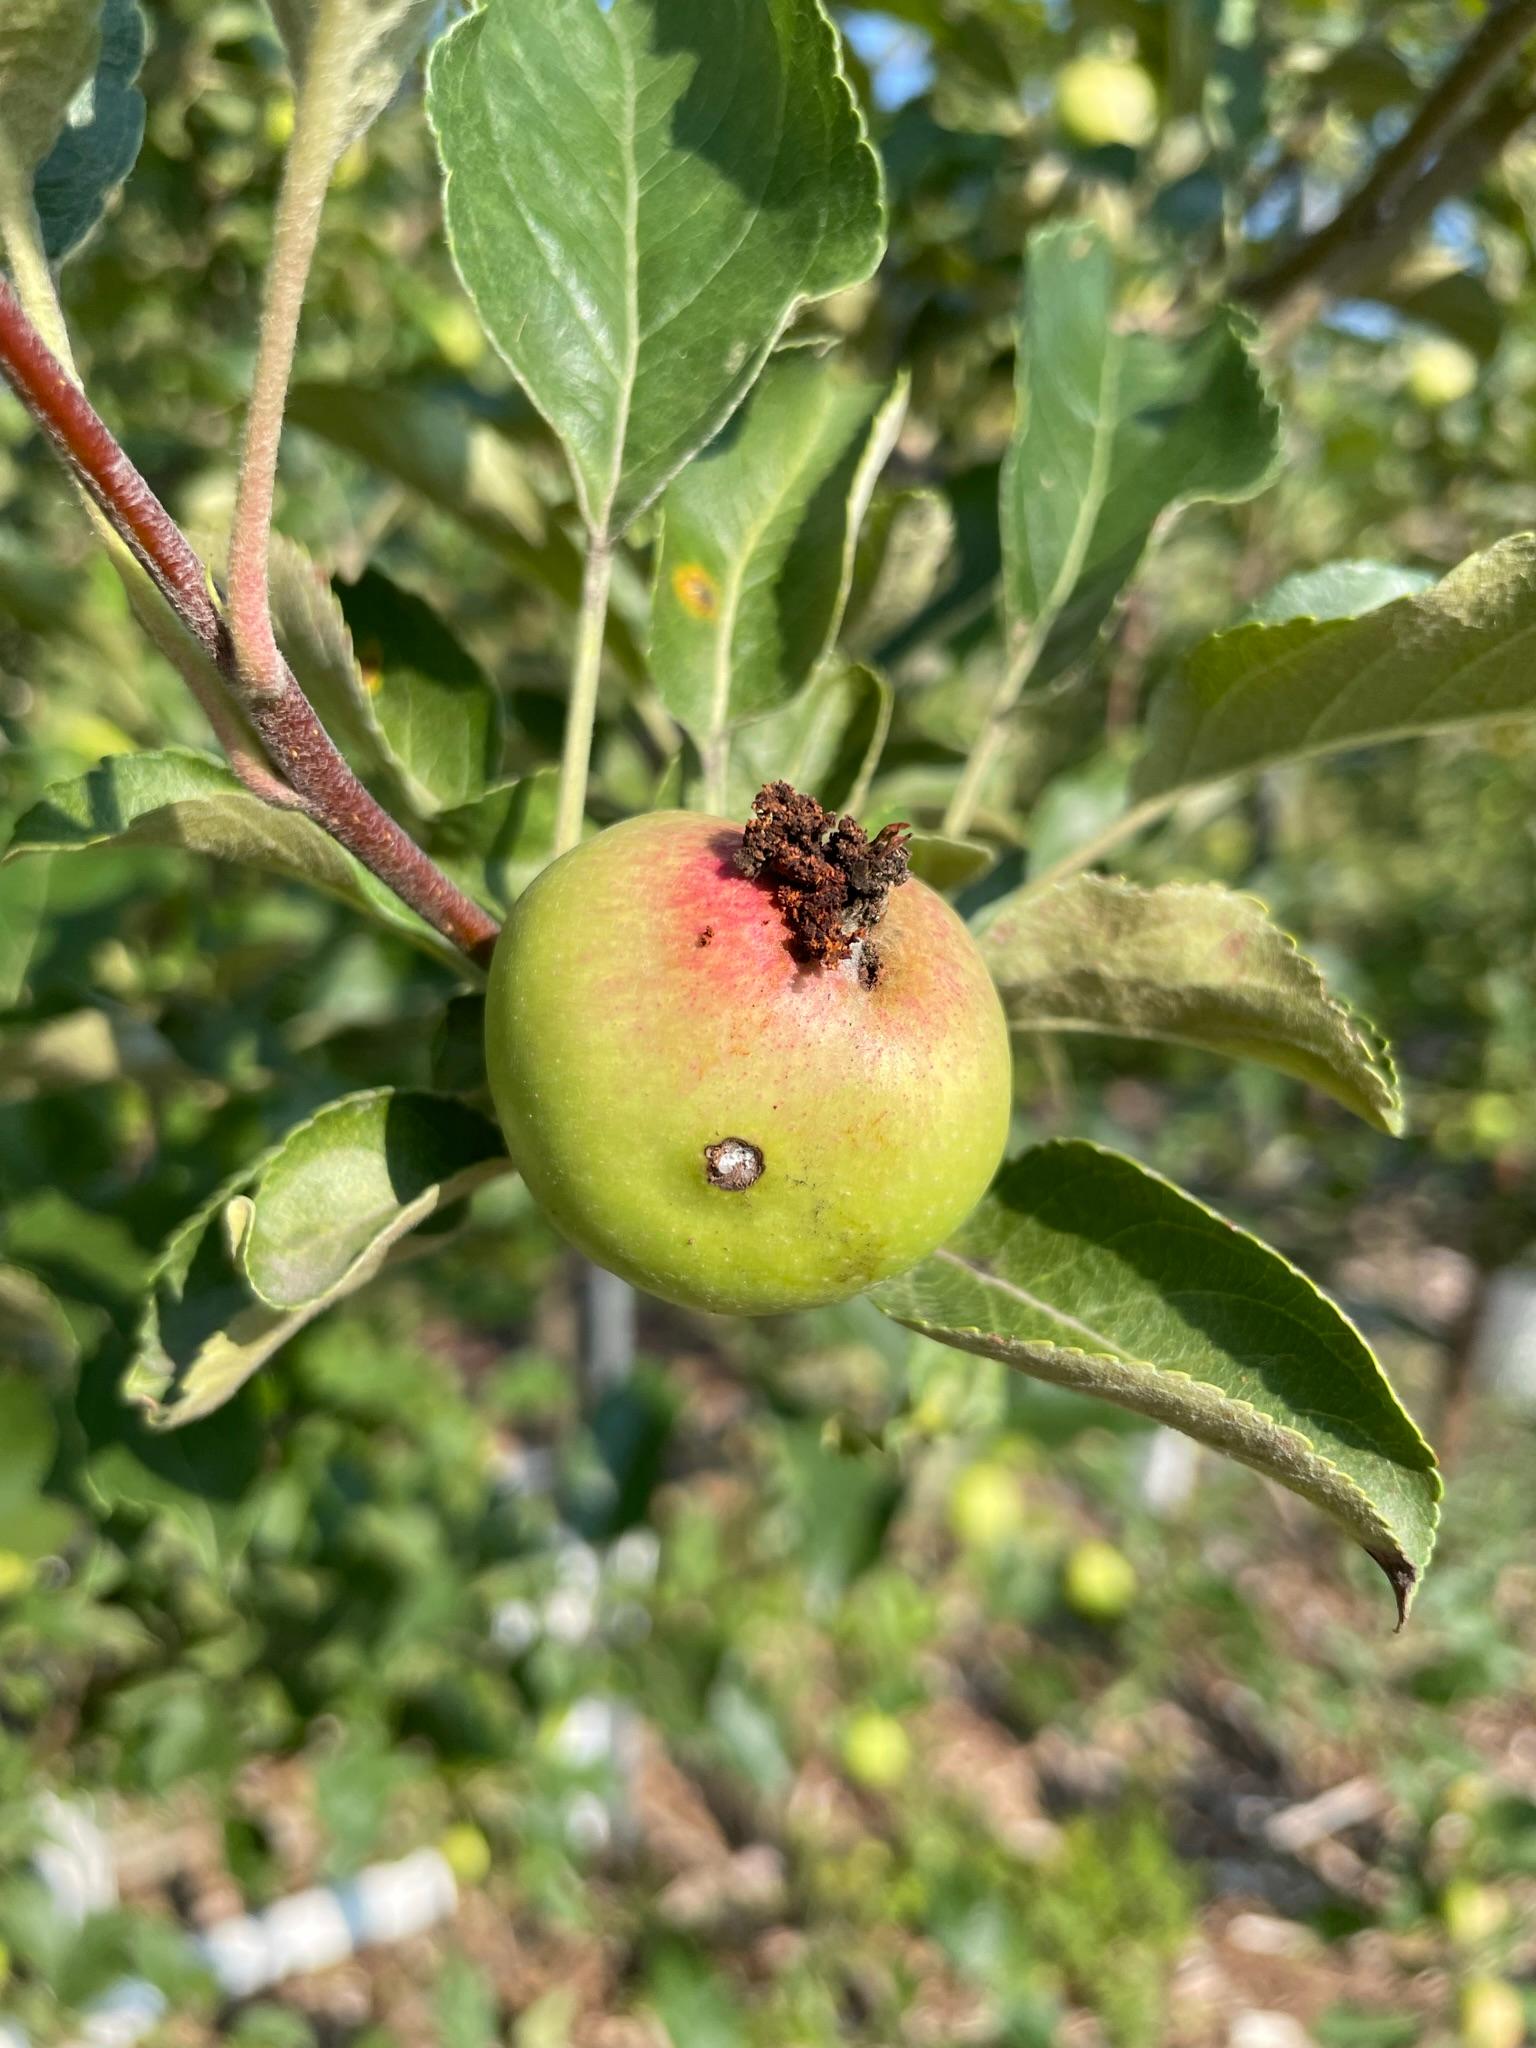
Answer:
xmin=1134 ymin=534 xmax=1536 ymax=803
xmin=872 ymin=1142 xmax=1440 ymax=1621
xmin=1244 ymin=560 xmax=1436 ymax=626
xmin=1001 ymin=219 xmax=1279 ymax=679
xmin=977 ymin=876 xmax=1401 ymax=1132
xmin=267 ymin=0 xmax=437 ymax=153
xmin=428 ymin=0 xmax=885 ymax=538
xmin=4 ymin=749 xmax=464 ymax=970
xmin=127 ymin=1090 xmax=511 ymax=1426
xmin=0 ymin=0 xmax=99 ymax=176
xmin=652 ymin=348 xmax=905 ymax=755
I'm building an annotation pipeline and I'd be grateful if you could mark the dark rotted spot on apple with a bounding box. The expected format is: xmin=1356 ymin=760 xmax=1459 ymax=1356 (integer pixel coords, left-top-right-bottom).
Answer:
xmin=705 ymin=1137 xmax=764 ymax=1191
xmin=734 ymin=781 xmax=909 ymax=975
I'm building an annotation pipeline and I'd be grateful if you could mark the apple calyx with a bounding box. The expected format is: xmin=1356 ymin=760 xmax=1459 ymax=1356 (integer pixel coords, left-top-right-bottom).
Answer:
xmin=733 ymin=780 xmax=911 ymax=986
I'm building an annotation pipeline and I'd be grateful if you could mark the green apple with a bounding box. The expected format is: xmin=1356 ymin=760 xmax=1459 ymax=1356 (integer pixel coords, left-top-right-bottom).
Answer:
xmin=485 ymin=809 xmax=1011 ymax=1316
xmin=1406 ymin=338 xmax=1478 ymax=409
xmin=1055 ymin=56 xmax=1158 ymax=149
xmin=1443 ymin=1879 xmax=1509 ymax=1947
xmin=1062 ymin=1539 xmax=1138 ymax=1623
xmin=1459 ymin=1978 xmax=1526 ymax=2048
xmin=842 ymin=1711 xmax=912 ymax=1790
xmin=949 ymin=1459 xmax=1028 ymax=1551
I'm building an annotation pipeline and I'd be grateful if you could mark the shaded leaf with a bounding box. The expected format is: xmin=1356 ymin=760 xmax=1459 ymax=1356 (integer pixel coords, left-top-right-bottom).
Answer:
xmin=268 ymin=531 xmax=382 ymax=777
xmin=0 ymin=855 xmax=49 ymax=1008
xmin=652 ymin=350 xmax=904 ymax=749
xmin=842 ymin=486 xmax=956 ymax=656
xmin=4 ymin=748 xmax=464 ymax=970
xmin=871 ymin=1142 xmax=1440 ymax=1620
xmin=0 ymin=1006 xmax=187 ymax=1104
xmin=1134 ymin=535 xmax=1536 ymax=804
xmin=727 ymin=662 xmax=892 ymax=818
xmin=127 ymin=1090 xmax=511 ymax=1426
xmin=34 ymin=0 xmax=146 ymax=262
xmin=428 ymin=0 xmax=885 ymax=537
xmin=1002 ymin=219 xmax=1279 ymax=677
xmin=0 ymin=1263 xmax=79 ymax=1375
xmin=431 ymin=768 xmax=560 ymax=913
xmin=0 ymin=0 xmax=99 ymax=174
xmin=905 ymin=831 xmax=995 ymax=892
xmin=0 ymin=1364 xmax=80 ymax=1559
xmin=977 ymin=876 xmax=1401 ymax=1133
xmin=334 ymin=567 xmax=504 ymax=814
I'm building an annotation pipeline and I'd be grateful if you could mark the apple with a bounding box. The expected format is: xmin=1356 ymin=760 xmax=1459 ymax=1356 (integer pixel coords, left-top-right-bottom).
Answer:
xmin=484 ymin=791 xmax=1012 ymax=1316
xmin=842 ymin=1711 xmax=912 ymax=1790
xmin=1459 ymin=1978 xmax=1526 ymax=2048
xmin=950 ymin=1459 xmax=1028 ymax=1551
xmin=1406 ymin=338 xmax=1478 ymax=409
xmin=1055 ymin=56 xmax=1159 ymax=150
xmin=1062 ymin=1539 xmax=1138 ymax=1623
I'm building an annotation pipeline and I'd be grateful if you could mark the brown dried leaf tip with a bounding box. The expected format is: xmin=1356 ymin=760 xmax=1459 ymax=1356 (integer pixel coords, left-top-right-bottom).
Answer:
xmin=734 ymin=782 xmax=910 ymax=976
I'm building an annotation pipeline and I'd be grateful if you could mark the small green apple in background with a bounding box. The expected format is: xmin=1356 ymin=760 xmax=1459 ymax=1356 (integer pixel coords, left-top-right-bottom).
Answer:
xmin=1062 ymin=1539 xmax=1139 ymax=1623
xmin=1055 ymin=54 xmax=1159 ymax=149
xmin=842 ymin=1711 xmax=912 ymax=1790
xmin=484 ymin=787 xmax=1012 ymax=1316
xmin=1406 ymin=336 xmax=1479 ymax=408
xmin=949 ymin=1459 xmax=1029 ymax=1552
xmin=1459 ymin=1978 xmax=1527 ymax=2048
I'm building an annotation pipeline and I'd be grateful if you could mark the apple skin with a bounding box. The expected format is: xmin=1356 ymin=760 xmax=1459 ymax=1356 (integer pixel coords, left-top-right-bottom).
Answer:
xmin=485 ymin=811 xmax=1012 ymax=1316
xmin=1055 ymin=56 xmax=1158 ymax=149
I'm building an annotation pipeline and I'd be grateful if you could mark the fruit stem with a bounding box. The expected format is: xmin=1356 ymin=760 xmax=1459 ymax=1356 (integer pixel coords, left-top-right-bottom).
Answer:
xmin=555 ymin=540 xmax=614 ymax=855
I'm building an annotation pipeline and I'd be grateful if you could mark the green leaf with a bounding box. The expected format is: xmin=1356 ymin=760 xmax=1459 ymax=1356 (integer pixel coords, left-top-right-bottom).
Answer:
xmin=0 ymin=1006 xmax=186 ymax=1104
xmin=267 ymin=532 xmax=383 ymax=778
xmin=1133 ymin=535 xmax=1536 ymax=805
xmin=428 ymin=0 xmax=885 ymax=539
xmin=652 ymin=349 xmax=905 ymax=750
xmin=127 ymin=1090 xmax=511 ymax=1426
xmin=977 ymin=876 xmax=1401 ymax=1133
xmin=33 ymin=0 xmax=146 ymax=262
xmin=0 ymin=1263 xmax=78 ymax=1375
xmin=842 ymin=486 xmax=957 ymax=657
xmin=4 ymin=748 xmax=464 ymax=971
xmin=727 ymin=661 xmax=892 ymax=818
xmin=238 ymin=1088 xmax=508 ymax=1310
xmin=0 ymin=855 xmax=49 ymax=1008
xmin=0 ymin=0 xmax=99 ymax=175
xmin=268 ymin=0 xmax=437 ymax=153
xmin=284 ymin=379 xmax=584 ymax=596
xmin=431 ymin=768 xmax=560 ymax=913
xmin=0 ymin=1363 xmax=79 ymax=1559
xmin=334 ymin=568 xmax=504 ymax=815
xmin=1243 ymin=561 xmax=1437 ymax=627
xmin=905 ymin=831 xmax=995 ymax=892
xmin=871 ymin=1142 xmax=1441 ymax=1621
xmin=1001 ymin=220 xmax=1279 ymax=676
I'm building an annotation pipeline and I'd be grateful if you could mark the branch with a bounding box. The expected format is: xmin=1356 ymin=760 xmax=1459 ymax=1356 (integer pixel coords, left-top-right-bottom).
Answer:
xmin=0 ymin=277 xmax=501 ymax=967
xmin=1240 ymin=0 xmax=1536 ymax=319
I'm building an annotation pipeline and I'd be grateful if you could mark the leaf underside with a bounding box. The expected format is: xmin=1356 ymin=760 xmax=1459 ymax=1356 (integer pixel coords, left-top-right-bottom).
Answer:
xmin=977 ymin=875 xmax=1401 ymax=1132
xmin=872 ymin=1141 xmax=1440 ymax=1622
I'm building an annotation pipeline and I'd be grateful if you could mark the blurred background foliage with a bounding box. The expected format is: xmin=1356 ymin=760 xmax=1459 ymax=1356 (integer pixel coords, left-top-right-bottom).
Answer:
xmin=2 ymin=0 xmax=1536 ymax=2041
